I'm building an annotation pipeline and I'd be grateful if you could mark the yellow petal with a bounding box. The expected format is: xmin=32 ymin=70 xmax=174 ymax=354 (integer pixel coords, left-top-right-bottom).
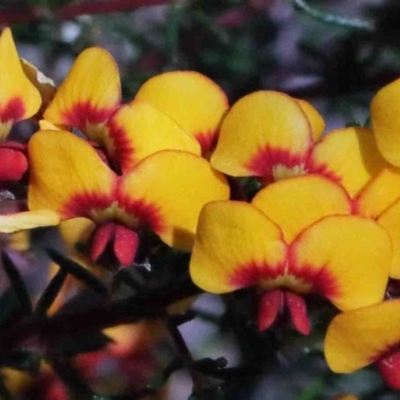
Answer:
xmin=295 ymin=98 xmax=325 ymax=140
xmin=20 ymin=58 xmax=56 ymax=117
xmin=211 ymin=91 xmax=312 ymax=181
xmin=355 ymin=165 xmax=400 ymax=218
xmin=43 ymin=47 xmax=120 ymax=142
xmin=377 ymin=200 xmax=400 ymax=278
xmin=292 ymin=216 xmax=391 ymax=311
xmin=252 ymin=175 xmax=351 ymax=243
xmin=309 ymin=127 xmax=386 ymax=197
xmin=8 ymin=231 xmax=30 ymax=251
xmin=38 ymin=119 xmax=65 ymax=130
xmin=106 ymin=102 xmax=200 ymax=172
xmin=135 ymin=71 xmax=228 ymax=154
xmin=325 ymin=300 xmax=400 ymax=373
xmin=28 ymin=130 xmax=117 ymax=219
xmin=0 ymin=28 xmax=41 ymax=139
xmin=190 ymin=201 xmax=286 ymax=293
xmin=0 ymin=210 xmax=60 ymax=233
xmin=371 ymin=78 xmax=400 ymax=166
xmin=119 ymin=151 xmax=230 ymax=251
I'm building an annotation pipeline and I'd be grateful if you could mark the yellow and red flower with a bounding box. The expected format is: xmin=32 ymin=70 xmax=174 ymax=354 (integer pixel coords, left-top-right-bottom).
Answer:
xmin=190 ymin=174 xmax=392 ymax=335
xmin=325 ymin=299 xmax=400 ymax=390
xmin=0 ymin=28 xmax=41 ymax=183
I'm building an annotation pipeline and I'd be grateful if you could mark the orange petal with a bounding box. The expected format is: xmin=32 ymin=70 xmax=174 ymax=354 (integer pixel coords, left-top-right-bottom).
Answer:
xmin=308 ymin=127 xmax=386 ymax=197
xmin=291 ymin=216 xmax=391 ymax=311
xmin=325 ymin=300 xmax=400 ymax=373
xmin=355 ymin=165 xmax=400 ymax=219
xmin=135 ymin=71 xmax=228 ymax=154
xmin=295 ymin=99 xmax=325 ymax=140
xmin=106 ymin=102 xmax=200 ymax=172
xmin=0 ymin=210 xmax=60 ymax=233
xmin=377 ymin=199 xmax=400 ymax=278
xmin=371 ymin=78 xmax=400 ymax=166
xmin=119 ymin=151 xmax=229 ymax=251
xmin=0 ymin=28 xmax=41 ymax=139
xmin=28 ymin=130 xmax=117 ymax=219
xmin=211 ymin=91 xmax=312 ymax=181
xmin=190 ymin=201 xmax=286 ymax=293
xmin=43 ymin=47 xmax=120 ymax=143
xmin=252 ymin=175 xmax=352 ymax=243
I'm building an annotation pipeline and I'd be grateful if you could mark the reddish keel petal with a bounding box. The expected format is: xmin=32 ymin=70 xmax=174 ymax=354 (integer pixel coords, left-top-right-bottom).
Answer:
xmin=113 ymin=224 xmax=139 ymax=267
xmin=0 ymin=146 xmax=28 ymax=182
xmin=90 ymin=222 xmax=116 ymax=263
xmin=284 ymin=291 xmax=310 ymax=335
xmin=378 ymin=350 xmax=400 ymax=390
xmin=258 ymin=289 xmax=283 ymax=331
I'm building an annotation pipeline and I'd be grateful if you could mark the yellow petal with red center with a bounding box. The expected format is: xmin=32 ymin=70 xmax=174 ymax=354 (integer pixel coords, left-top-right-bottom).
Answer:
xmin=119 ymin=151 xmax=230 ymax=252
xmin=377 ymin=200 xmax=400 ymax=278
xmin=308 ymin=127 xmax=386 ymax=197
xmin=371 ymin=78 xmax=400 ymax=166
xmin=291 ymin=216 xmax=391 ymax=311
xmin=190 ymin=201 xmax=287 ymax=293
xmin=43 ymin=47 xmax=120 ymax=143
xmin=252 ymin=175 xmax=351 ymax=243
xmin=211 ymin=91 xmax=312 ymax=181
xmin=0 ymin=28 xmax=41 ymax=139
xmin=355 ymin=165 xmax=400 ymax=218
xmin=0 ymin=210 xmax=60 ymax=233
xmin=135 ymin=71 xmax=228 ymax=155
xmin=28 ymin=130 xmax=117 ymax=219
xmin=325 ymin=300 xmax=400 ymax=373
xmin=20 ymin=58 xmax=56 ymax=118
xmin=295 ymin=99 xmax=325 ymax=140
xmin=106 ymin=102 xmax=200 ymax=172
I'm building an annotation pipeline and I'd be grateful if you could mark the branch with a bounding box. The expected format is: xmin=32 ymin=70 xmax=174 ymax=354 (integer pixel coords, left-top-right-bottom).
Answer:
xmin=0 ymin=0 xmax=172 ymax=26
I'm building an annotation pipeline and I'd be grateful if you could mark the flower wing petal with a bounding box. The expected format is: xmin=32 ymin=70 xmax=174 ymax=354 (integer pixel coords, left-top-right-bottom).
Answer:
xmin=211 ymin=91 xmax=312 ymax=180
xmin=0 ymin=210 xmax=60 ymax=233
xmin=325 ymin=300 xmax=400 ymax=373
xmin=119 ymin=150 xmax=229 ymax=251
xmin=252 ymin=175 xmax=351 ymax=243
xmin=296 ymin=99 xmax=325 ymax=140
xmin=190 ymin=201 xmax=286 ymax=293
xmin=291 ymin=216 xmax=391 ymax=311
xmin=28 ymin=130 xmax=116 ymax=218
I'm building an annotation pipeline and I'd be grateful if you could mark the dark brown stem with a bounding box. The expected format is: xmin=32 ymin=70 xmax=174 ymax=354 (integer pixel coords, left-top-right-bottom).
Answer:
xmin=0 ymin=0 xmax=172 ymax=26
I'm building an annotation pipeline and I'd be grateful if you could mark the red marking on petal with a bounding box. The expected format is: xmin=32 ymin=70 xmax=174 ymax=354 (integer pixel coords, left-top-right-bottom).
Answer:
xmin=229 ymin=260 xmax=286 ymax=288
xmin=306 ymin=158 xmax=343 ymax=185
xmin=107 ymin=117 xmax=136 ymax=172
xmin=378 ymin=349 xmax=400 ymax=389
xmin=113 ymin=224 xmax=139 ymax=267
xmin=284 ymin=291 xmax=310 ymax=335
xmin=0 ymin=97 xmax=25 ymax=123
xmin=0 ymin=146 xmax=28 ymax=182
xmin=245 ymin=145 xmax=309 ymax=183
xmin=62 ymin=191 xmax=115 ymax=219
xmin=195 ymin=130 xmax=219 ymax=156
xmin=117 ymin=192 xmax=165 ymax=233
xmin=62 ymin=101 xmax=118 ymax=132
xmin=90 ymin=222 xmax=116 ymax=263
xmin=258 ymin=289 xmax=283 ymax=331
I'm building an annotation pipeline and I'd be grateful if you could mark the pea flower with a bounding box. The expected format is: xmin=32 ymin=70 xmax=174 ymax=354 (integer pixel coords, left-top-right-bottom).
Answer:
xmin=0 ymin=28 xmax=41 ymax=183
xmin=42 ymin=47 xmax=228 ymax=171
xmin=325 ymin=299 xmax=400 ymax=390
xmin=27 ymin=129 xmax=229 ymax=267
xmin=190 ymin=174 xmax=391 ymax=334
xmin=210 ymin=91 xmax=386 ymax=197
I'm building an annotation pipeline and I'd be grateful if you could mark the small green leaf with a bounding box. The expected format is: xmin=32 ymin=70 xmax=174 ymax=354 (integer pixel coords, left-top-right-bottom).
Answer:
xmin=35 ymin=267 xmax=68 ymax=316
xmin=46 ymin=249 xmax=108 ymax=297
xmin=2 ymin=253 xmax=32 ymax=315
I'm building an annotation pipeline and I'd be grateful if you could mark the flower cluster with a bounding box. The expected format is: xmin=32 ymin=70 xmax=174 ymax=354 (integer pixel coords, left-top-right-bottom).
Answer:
xmin=3 ymin=25 xmax=400 ymax=395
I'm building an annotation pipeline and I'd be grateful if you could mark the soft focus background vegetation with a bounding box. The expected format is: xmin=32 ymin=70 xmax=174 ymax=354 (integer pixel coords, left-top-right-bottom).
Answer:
xmin=2 ymin=0 xmax=400 ymax=399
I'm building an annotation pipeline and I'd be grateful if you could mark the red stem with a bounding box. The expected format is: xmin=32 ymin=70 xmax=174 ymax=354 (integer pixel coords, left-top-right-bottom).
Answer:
xmin=0 ymin=0 xmax=172 ymax=26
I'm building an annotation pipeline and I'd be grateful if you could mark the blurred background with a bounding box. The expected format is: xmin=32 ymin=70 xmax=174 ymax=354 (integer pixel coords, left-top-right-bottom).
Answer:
xmin=2 ymin=0 xmax=400 ymax=399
